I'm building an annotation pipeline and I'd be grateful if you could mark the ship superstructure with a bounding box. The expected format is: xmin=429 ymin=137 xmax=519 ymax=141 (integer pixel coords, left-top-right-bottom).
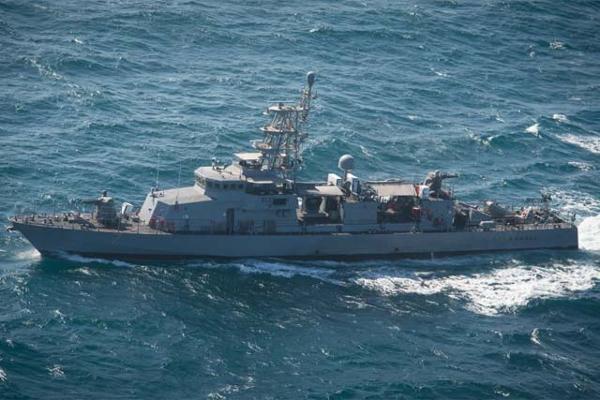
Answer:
xmin=9 ymin=73 xmax=578 ymax=258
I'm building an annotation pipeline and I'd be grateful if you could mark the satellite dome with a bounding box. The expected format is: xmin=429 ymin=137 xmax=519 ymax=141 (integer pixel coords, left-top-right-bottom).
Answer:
xmin=338 ymin=154 xmax=354 ymax=172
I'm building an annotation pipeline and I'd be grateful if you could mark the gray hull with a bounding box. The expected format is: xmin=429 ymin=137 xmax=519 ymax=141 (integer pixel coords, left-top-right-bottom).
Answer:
xmin=13 ymin=222 xmax=578 ymax=259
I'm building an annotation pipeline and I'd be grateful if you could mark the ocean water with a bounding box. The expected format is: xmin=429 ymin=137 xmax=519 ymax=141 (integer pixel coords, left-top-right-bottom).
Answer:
xmin=1 ymin=0 xmax=600 ymax=398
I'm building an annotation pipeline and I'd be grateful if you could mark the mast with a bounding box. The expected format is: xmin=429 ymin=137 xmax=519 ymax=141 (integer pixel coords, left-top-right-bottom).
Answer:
xmin=253 ymin=71 xmax=316 ymax=182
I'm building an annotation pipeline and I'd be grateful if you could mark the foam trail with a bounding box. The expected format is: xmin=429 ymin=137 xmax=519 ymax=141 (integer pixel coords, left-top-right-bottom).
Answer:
xmin=56 ymin=252 xmax=140 ymax=268
xmin=355 ymin=263 xmax=600 ymax=315
xmin=234 ymin=261 xmax=343 ymax=284
xmin=14 ymin=248 xmax=41 ymax=261
xmin=552 ymin=189 xmax=600 ymax=217
xmin=559 ymin=134 xmax=600 ymax=154
xmin=183 ymin=258 xmax=344 ymax=283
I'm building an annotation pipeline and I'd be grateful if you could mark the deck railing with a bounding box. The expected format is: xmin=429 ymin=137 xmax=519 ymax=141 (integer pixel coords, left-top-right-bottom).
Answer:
xmin=12 ymin=213 xmax=575 ymax=236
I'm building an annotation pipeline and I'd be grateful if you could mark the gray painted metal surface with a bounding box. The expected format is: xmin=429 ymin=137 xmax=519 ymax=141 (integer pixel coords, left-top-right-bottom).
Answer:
xmin=12 ymin=221 xmax=577 ymax=259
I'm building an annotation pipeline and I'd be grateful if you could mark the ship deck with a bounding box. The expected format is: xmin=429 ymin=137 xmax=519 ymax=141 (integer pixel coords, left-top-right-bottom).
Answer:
xmin=10 ymin=214 xmax=168 ymax=235
xmin=10 ymin=213 xmax=575 ymax=236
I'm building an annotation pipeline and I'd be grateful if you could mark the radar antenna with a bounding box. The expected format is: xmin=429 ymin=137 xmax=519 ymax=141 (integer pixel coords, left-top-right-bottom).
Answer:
xmin=253 ymin=71 xmax=317 ymax=182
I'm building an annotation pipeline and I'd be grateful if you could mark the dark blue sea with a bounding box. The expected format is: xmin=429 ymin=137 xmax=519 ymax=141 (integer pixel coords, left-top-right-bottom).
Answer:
xmin=1 ymin=0 xmax=600 ymax=398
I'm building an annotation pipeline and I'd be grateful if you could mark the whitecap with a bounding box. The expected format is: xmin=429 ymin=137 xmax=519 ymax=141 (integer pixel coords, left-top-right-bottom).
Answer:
xmin=308 ymin=25 xmax=331 ymax=33
xmin=25 ymin=57 xmax=63 ymax=80
xmin=549 ymin=41 xmax=565 ymax=50
xmin=0 ymin=367 xmax=6 ymax=382
xmin=355 ymin=263 xmax=600 ymax=316
xmin=567 ymin=161 xmax=593 ymax=171
xmin=47 ymin=365 xmax=65 ymax=378
xmin=530 ymin=328 xmax=541 ymax=345
xmin=559 ymin=134 xmax=600 ymax=154
xmin=52 ymin=309 xmax=66 ymax=324
xmin=467 ymin=131 xmax=496 ymax=147
xmin=359 ymin=144 xmax=373 ymax=158
xmin=552 ymin=113 xmax=568 ymax=123
xmin=53 ymin=309 xmax=65 ymax=318
xmin=525 ymin=123 xmax=540 ymax=136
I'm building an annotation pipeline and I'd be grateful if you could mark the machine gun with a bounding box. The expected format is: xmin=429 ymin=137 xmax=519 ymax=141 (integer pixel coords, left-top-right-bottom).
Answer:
xmin=423 ymin=170 xmax=458 ymax=199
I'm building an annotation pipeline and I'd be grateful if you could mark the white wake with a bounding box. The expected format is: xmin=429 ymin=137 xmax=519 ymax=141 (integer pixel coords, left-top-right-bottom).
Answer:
xmin=57 ymin=252 xmax=140 ymax=268
xmin=551 ymin=189 xmax=600 ymax=251
xmin=579 ymin=215 xmax=600 ymax=251
xmin=232 ymin=260 xmax=342 ymax=283
xmin=355 ymin=262 xmax=600 ymax=315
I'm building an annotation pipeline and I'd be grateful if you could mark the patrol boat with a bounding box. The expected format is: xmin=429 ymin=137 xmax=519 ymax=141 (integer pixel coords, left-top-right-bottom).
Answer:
xmin=9 ymin=72 xmax=578 ymax=259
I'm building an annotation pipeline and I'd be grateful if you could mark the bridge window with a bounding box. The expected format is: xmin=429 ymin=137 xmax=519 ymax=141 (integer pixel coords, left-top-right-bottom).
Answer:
xmin=273 ymin=198 xmax=288 ymax=206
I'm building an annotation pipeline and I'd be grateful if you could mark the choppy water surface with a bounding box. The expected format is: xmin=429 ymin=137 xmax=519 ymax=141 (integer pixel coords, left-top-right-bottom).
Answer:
xmin=1 ymin=0 xmax=600 ymax=398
